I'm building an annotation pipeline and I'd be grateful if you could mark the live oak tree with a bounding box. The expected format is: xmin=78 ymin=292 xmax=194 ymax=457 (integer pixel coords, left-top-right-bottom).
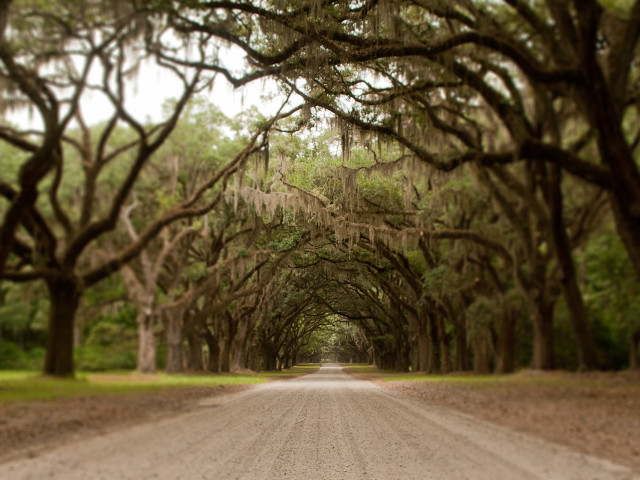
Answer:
xmin=116 ymin=100 xmax=245 ymax=373
xmin=0 ymin=0 xmax=293 ymax=375
xmin=3 ymin=0 xmax=639 ymax=375
xmin=0 ymin=0 xmax=206 ymax=375
xmin=167 ymin=0 xmax=639 ymax=271
xmin=253 ymin=1 xmax=633 ymax=370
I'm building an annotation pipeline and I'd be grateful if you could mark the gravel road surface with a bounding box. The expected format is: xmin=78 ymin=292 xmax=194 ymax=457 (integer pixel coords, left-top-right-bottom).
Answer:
xmin=1 ymin=365 xmax=637 ymax=480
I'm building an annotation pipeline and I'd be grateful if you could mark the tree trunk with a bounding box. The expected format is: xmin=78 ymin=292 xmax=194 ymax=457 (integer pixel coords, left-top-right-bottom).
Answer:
xmin=137 ymin=312 xmax=156 ymax=373
xmin=438 ymin=316 xmax=453 ymax=374
xmin=495 ymin=307 xmax=516 ymax=374
xmin=44 ymin=276 xmax=81 ymax=376
xmin=264 ymin=350 xmax=277 ymax=371
xmin=394 ymin=341 xmax=410 ymax=372
xmin=415 ymin=310 xmax=429 ymax=372
xmin=454 ymin=319 xmax=470 ymax=371
xmin=579 ymin=47 xmax=640 ymax=279
xmin=164 ymin=311 xmax=183 ymax=373
xmin=473 ymin=328 xmax=493 ymax=374
xmin=0 ymin=284 xmax=3 ymax=351
xmin=186 ymin=330 xmax=204 ymax=371
xmin=548 ymin=165 xmax=598 ymax=370
xmin=248 ymin=342 xmax=261 ymax=372
xmin=218 ymin=335 xmax=232 ymax=373
xmin=230 ymin=337 xmax=248 ymax=372
xmin=204 ymin=329 xmax=220 ymax=373
xmin=417 ymin=331 xmax=428 ymax=372
xmin=610 ymin=194 xmax=640 ymax=280
xmin=630 ymin=330 xmax=640 ymax=371
xmin=427 ymin=315 xmax=441 ymax=373
xmin=230 ymin=317 xmax=252 ymax=372
xmin=530 ymin=299 xmax=555 ymax=370
xmin=283 ymin=352 xmax=291 ymax=370
xmin=218 ymin=313 xmax=235 ymax=373
xmin=409 ymin=336 xmax=419 ymax=372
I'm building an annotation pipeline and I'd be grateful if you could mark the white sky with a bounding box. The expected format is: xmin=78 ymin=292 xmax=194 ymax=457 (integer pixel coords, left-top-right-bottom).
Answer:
xmin=7 ymin=45 xmax=283 ymax=129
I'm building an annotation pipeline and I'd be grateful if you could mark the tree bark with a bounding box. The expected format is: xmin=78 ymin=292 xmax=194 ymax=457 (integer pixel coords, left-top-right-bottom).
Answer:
xmin=283 ymin=352 xmax=292 ymax=370
xmin=164 ymin=311 xmax=183 ymax=373
xmin=218 ymin=335 xmax=232 ymax=372
xmin=578 ymin=37 xmax=640 ymax=278
xmin=454 ymin=320 xmax=470 ymax=371
xmin=0 ymin=283 xmax=4 ymax=351
xmin=416 ymin=331 xmax=428 ymax=372
xmin=186 ymin=329 xmax=204 ymax=371
xmin=230 ymin=316 xmax=252 ymax=372
xmin=394 ymin=342 xmax=410 ymax=372
xmin=218 ymin=312 xmax=236 ymax=373
xmin=438 ymin=316 xmax=453 ymax=374
xmin=427 ymin=314 xmax=441 ymax=374
xmin=203 ymin=329 xmax=220 ymax=373
xmin=44 ymin=276 xmax=81 ymax=376
xmin=495 ymin=307 xmax=516 ymax=374
xmin=630 ymin=330 xmax=640 ymax=371
xmin=529 ymin=298 xmax=555 ymax=370
xmin=137 ymin=312 xmax=156 ymax=373
xmin=473 ymin=329 xmax=493 ymax=374
xmin=409 ymin=335 xmax=419 ymax=372
xmin=263 ymin=349 xmax=277 ymax=371
xmin=248 ymin=342 xmax=261 ymax=372
xmin=548 ymin=165 xmax=598 ymax=370
xmin=230 ymin=337 xmax=248 ymax=371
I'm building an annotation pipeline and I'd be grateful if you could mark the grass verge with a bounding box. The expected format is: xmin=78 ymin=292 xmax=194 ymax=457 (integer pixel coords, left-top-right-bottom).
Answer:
xmin=0 ymin=370 xmax=267 ymax=404
xmin=0 ymin=364 xmax=322 ymax=404
xmin=381 ymin=371 xmax=640 ymax=391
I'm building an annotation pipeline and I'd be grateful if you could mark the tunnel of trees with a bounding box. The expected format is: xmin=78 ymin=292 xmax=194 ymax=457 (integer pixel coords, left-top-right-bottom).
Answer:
xmin=1 ymin=0 xmax=639 ymax=376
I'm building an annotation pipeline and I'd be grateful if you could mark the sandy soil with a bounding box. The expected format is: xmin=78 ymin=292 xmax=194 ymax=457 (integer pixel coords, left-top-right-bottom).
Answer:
xmin=360 ymin=370 xmax=640 ymax=472
xmin=0 ymin=365 xmax=638 ymax=480
xmin=0 ymin=383 xmax=254 ymax=464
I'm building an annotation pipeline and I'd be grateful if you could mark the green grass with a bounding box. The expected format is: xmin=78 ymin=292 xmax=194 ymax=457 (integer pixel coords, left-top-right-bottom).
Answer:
xmin=0 ymin=370 xmax=266 ymax=405
xmin=0 ymin=364 xmax=323 ymax=404
xmin=380 ymin=372 xmax=640 ymax=392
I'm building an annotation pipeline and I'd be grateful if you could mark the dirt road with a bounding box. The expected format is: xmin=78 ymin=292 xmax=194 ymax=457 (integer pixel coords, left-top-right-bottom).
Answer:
xmin=1 ymin=365 xmax=637 ymax=479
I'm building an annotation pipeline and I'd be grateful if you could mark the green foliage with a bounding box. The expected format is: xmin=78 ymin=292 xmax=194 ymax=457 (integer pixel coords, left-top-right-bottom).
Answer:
xmin=86 ymin=323 xmax=127 ymax=347
xmin=582 ymin=233 xmax=640 ymax=328
xmin=598 ymin=0 xmax=635 ymax=17
xmin=76 ymin=303 xmax=138 ymax=371
xmin=269 ymin=230 xmax=301 ymax=251
xmin=579 ymin=232 xmax=640 ymax=368
xmin=0 ymin=342 xmax=45 ymax=370
xmin=359 ymin=173 xmax=403 ymax=208
xmin=0 ymin=282 xmax=48 ymax=355
xmin=553 ymin=299 xmax=579 ymax=370
xmin=465 ymin=296 xmax=494 ymax=339
xmin=184 ymin=262 xmax=209 ymax=282
xmin=0 ymin=139 xmax=27 ymax=189
xmin=74 ymin=345 xmax=137 ymax=371
xmin=84 ymin=276 xmax=128 ymax=307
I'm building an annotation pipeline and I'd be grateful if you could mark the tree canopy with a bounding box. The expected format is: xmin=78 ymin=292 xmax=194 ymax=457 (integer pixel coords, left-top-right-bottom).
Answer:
xmin=1 ymin=0 xmax=639 ymax=376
